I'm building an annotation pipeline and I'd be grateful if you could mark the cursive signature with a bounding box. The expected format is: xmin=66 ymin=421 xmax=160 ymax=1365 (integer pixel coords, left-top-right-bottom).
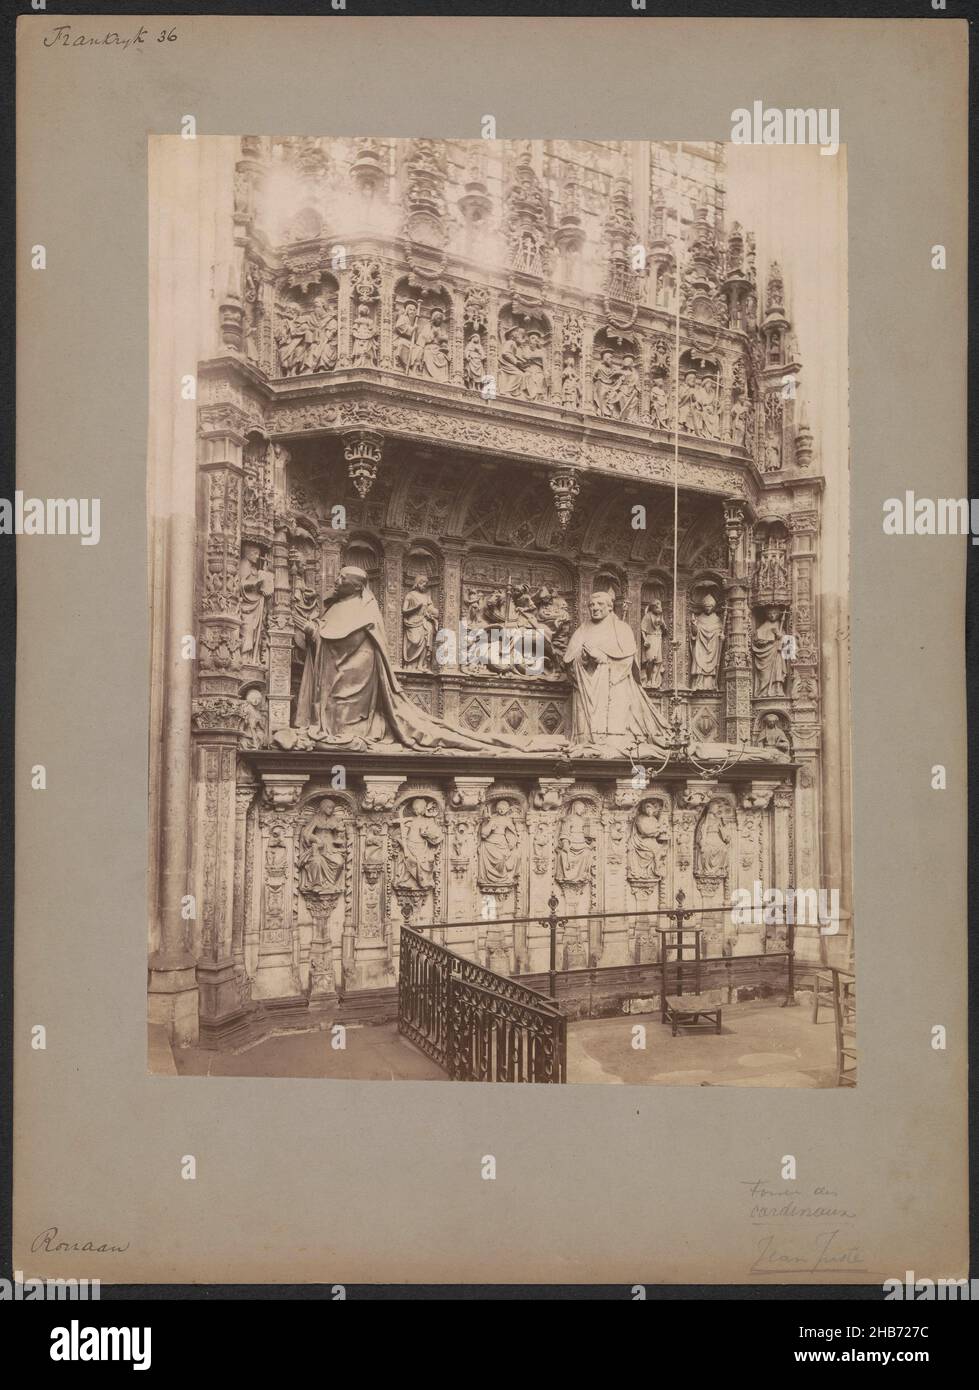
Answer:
xmin=43 ymin=24 xmax=178 ymax=51
xmin=31 ymin=1226 xmax=130 ymax=1255
xmin=750 ymin=1230 xmax=866 ymax=1276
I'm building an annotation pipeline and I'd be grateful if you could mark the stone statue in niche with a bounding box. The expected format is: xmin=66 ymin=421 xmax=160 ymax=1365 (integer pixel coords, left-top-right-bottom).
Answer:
xmin=555 ymin=800 xmax=596 ymax=887
xmin=612 ymin=355 xmax=641 ymax=422
xmin=240 ymin=689 xmax=266 ymax=750
xmin=730 ymin=395 xmax=750 ymax=447
xmin=627 ymin=799 xmax=670 ymax=883
xmin=413 ymin=308 xmax=450 ymax=383
xmin=464 ymin=334 xmax=486 ymax=391
xmin=561 ymin=355 xmax=581 ymax=409
xmin=239 ymin=543 xmax=274 ymax=664
xmin=689 ymin=593 xmax=723 ymax=691
xmin=401 ymin=575 xmax=440 ymax=670
xmin=350 ymin=303 xmax=379 ymax=367
xmin=275 ymin=294 xmax=338 ymax=377
xmin=694 ymin=799 xmax=732 ymax=878
xmin=523 ymin=330 xmax=548 ymax=401
xmin=477 ymin=800 xmax=521 ymax=887
xmin=648 ymin=378 xmax=671 ymax=429
xmin=497 ymin=325 xmax=548 ymax=401
xmin=297 ymin=800 xmax=346 ymax=896
xmin=564 ymin=590 xmax=671 ymax=756
xmin=677 ymin=371 xmax=699 ymax=434
xmin=694 ymin=374 xmax=720 ymax=438
xmin=591 ymin=351 xmax=620 ymax=418
xmin=393 ymin=299 xmax=420 ymax=371
xmin=758 ymin=712 xmax=791 ymax=758
xmin=752 ymin=608 xmax=788 ymax=696
xmin=392 ymin=798 xmax=443 ymax=892
xmin=640 ymin=600 xmax=667 ymax=689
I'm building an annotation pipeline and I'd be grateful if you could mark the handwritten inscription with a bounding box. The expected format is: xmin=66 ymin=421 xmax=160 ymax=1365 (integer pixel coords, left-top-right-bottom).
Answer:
xmin=31 ymin=1226 xmax=130 ymax=1255
xmin=43 ymin=25 xmax=178 ymax=51
xmin=741 ymin=1179 xmax=867 ymax=1276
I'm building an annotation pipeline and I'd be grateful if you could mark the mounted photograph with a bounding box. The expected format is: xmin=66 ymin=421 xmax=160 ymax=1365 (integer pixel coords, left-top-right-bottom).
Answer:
xmin=147 ymin=134 xmax=850 ymax=1088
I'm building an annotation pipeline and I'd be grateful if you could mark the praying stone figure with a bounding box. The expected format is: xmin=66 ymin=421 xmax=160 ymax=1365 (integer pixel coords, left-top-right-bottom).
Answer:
xmin=401 ymin=574 xmax=439 ymax=670
xmin=564 ymin=590 xmax=670 ymax=757
xmin=477 ymin=800 xmax=521 ymax=887
xmin=627 ymin=799 xmax=670 ymax=883
xmin=640 ymin=600 xmax=667 ymax=689
xmin=758 ymin=712 xmax=791 ymax=758
xmin=752 ymin=607 xmax=788 ymax=696
xmin=393 ymin=799 xmax=443 ymax=892
xmin=556 ymin=800 xmax=596 ymax=887
xmin=689 ymin=593 xmax=724 ymax=692
xmin=695 ymin=799 xmax=731 ymax=878
xmin=239 ymin=543 xmax=274 ymax=665
xmin=297 ymin=801 xmax=346 ymax=896
xmin=497 ymin=326 xmax=528 ymax=398
xmin=292 ymin=567 xmax=565 ymax=754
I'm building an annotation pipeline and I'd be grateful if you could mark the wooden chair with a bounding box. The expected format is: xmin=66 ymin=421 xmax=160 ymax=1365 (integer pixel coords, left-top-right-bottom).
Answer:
xmin=658 ymin=927 xmax=722 ymax=1036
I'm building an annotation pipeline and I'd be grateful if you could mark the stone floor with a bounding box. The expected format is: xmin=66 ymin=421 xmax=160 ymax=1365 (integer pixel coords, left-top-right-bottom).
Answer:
xmin=168 ymin=998 xmax=839 ymax=1087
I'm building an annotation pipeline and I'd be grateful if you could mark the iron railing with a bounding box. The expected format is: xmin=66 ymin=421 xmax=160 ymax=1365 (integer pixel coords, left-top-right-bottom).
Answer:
xmin=398 ymin=926 xmax=566 ymax=1083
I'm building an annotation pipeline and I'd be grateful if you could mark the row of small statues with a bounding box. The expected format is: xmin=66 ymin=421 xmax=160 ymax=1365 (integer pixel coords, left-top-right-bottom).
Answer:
xmin=269 ymin=300 xmax=753 ymax=447
xmin=244 ymin=552 xmax=790 ymax=700
xmin=293 ymin=793 xmax=755 ymax=901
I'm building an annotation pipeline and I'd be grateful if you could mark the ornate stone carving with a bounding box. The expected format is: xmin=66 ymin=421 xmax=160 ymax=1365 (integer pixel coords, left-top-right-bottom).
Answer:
xmin=555 ymin=799 xmax=596 ymax=888
xmin=476 ymin=799 xmax=521 ymax=890
xmin=342 ymin=428 xmax=383 ymax=498
xmin=626 ymin=796 xmax=670 ymax=884
xmin=689 ymin=591 xmax=724 ymax=691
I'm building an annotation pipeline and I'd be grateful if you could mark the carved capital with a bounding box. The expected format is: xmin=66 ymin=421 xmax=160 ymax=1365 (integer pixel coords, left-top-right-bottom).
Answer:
xmin=680 ymin=778 xmax=718 ymax=808
xmin=534 ymin=776 xmax=575 ymax=811
xmin=450 ymin=775 xmax=495 ymax=810
xmin=740 ymin=779 xmax=782 ymax=811
xmin=261 ymin=773 xmax=309 ymax=809
xmin=613 ymin=777 xmax=643 ymax=809
xmin=361 ymin=774 xmax=407 ymax=812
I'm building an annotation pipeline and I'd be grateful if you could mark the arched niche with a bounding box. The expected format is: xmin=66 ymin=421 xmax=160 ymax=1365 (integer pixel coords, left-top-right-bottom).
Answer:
xmin=392 ymin=278 xmax=451 ymax=382
xmin=273 ymin=274 xmax=340 ymax=378
xmin=496 ymin=305 xmax=552 ymax=404
xmin=591 ymin=328 xmax=640 ymax=422
xmin=677 ymin=349 xmax=721 ymax=440
xmin=342 ymin=534 xmax=383 ymax=605
xmin=640 ymin=571 xmax=672 ymax=690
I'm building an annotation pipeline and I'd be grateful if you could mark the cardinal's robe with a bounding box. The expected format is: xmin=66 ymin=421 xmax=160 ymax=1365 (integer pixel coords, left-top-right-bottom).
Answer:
xmin=563 ymin=612 xmax=670 ymax=756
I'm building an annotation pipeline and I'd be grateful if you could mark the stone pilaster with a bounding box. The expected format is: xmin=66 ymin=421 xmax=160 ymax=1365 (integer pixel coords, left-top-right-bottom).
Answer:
xmin=252 ymin=774 xmax=308 ymax=1000
xmin=267 ymin=514 xmax=294 ymax=733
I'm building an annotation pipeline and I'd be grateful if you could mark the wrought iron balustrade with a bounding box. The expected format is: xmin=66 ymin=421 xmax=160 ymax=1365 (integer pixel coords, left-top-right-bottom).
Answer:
xmin=398 ymin=926 xmax=566 ymax=1083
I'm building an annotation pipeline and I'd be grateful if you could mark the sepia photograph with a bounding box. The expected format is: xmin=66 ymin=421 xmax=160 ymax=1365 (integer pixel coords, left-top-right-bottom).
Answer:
xmin=148 ymin=133 xmax=851 ymax=1088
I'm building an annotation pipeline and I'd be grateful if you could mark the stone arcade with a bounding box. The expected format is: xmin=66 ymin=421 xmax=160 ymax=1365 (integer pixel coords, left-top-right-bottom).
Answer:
xmin=147 ymin=137 xmax=851 ymax=1047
